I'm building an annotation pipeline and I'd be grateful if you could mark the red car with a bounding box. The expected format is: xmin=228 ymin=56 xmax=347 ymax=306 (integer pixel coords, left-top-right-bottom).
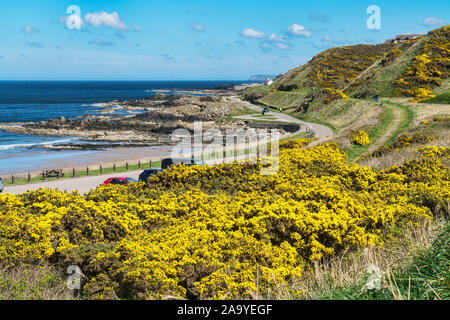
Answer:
xmin=103 ymin=177 xmax=139 ymax=186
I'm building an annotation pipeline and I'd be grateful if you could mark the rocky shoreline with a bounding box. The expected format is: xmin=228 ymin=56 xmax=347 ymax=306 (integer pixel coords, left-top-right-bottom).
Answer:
xmin=0 ymin=91 xmax=299 ymax=151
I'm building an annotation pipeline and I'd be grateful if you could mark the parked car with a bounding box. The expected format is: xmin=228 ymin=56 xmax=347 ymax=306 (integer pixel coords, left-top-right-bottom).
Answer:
xmin=139 ymin=169 xmax=164 ymax=182
xmin=263 ymin=107 xmax=270 ymax=113
xmin=0 ymin=177 xmax=3 ymax=193
xmin=103 ymin=177 xmax=139 ymax=186
xmin=161 ymin=158 xmax=206 ymax=170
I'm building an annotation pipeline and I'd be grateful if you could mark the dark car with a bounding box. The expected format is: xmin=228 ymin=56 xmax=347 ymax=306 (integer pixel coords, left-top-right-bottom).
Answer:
xmin=0 ymin=177 xmax=3 ymax=193
xmin=103 ymin=177 xmax=139 ymax=186
xmin=161 ymin=158 xmax=206 ymax=170
xmin=139 ymin=169 xmax=164 ymax=182
xmin=263 ymin=107 xmax=270 ymax=113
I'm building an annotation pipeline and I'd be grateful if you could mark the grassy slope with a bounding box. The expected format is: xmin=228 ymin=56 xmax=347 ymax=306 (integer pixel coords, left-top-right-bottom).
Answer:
xmin=309 ymin=222 xmax=449 ymax=300
xmin=345 ymin=38 xmax=425 ymax=98
xmin=420 ymin=92 xmax=450 ymax=104
xmin=273 ymin=44 xmax=397 ymax=91
xmin=258 ymin=88 xmax=316 ymax=110
xmin=432 ymin=78 xmax=450 ymax=95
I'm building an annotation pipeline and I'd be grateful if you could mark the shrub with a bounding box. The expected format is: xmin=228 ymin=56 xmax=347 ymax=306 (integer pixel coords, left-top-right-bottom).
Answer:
xmin=419 ymin=92 xmax=450 ymax=104
xmin=0 ymin=141 xmax=448 ymax=300
xmin=279 ymin=138 xmax=310 ymax=150
xmin=367 ymin=134 xmax=436 ymax=158
xmin=394 ymin=26 xmax=450 ymax=101
xmin=322 ymin=88 xmax=350 ymax=104
xmin=351 ymin=131 xmax=370 ymax=146
xmin=381 ymin=49 xmax=403 ymax=66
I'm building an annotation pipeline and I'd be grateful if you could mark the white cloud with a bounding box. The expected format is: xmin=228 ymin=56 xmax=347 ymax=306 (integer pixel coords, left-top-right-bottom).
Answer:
xmin=259 ymin=34 xmax=293 ymax=53
xmin=268 ymin=33 xmax=287 ymax=43
xmin=240 ymin=28 xmax=266 ymax=39
xmin=84 ymin=11 xmax=128 ymax=30
xmin=275 ymin=42 xmax=292 ymax=50
xmin=288 ymin=24 xmax=311 ymax=37
xmin=263 ymin=33 xmax=292 ymax=51
xmin=192 ymin=23 xmax=205 ymax=32
xmin=422 ymin=17 xmax=445 ymax=27
xmin=23 ymin=25 xmax=39 ymax=35
xmin=132 ymin=25 xmax=141 ymax=32
xmin=259 ymin=42 xmax=272 ymax=53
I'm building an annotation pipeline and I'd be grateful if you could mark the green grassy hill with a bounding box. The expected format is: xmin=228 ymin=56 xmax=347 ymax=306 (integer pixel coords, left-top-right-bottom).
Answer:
xmin=244 ymin=25 xmax=449 ymax=111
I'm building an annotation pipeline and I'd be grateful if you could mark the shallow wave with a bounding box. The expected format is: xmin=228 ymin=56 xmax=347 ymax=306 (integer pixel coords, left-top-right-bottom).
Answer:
xmin=0 ymin=138 xmax=77 ymax=150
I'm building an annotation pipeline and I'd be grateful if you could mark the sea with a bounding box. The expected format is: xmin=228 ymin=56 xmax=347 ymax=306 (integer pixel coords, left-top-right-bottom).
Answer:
xmin=0 ymin=81 xmax=247 ymax=175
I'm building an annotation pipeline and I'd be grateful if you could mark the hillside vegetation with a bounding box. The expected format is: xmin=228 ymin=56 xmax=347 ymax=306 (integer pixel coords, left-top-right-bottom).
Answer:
xmin=244 ymin=25 xmax=449 ymax=112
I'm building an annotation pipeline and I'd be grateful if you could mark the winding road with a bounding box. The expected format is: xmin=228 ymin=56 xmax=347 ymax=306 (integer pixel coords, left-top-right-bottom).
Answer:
xmin=230 ymin=97 xmax=334 ymax=139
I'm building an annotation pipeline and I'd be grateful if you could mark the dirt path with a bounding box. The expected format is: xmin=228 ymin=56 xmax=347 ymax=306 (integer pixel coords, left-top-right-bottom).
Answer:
xmin=356 ymin=101 xmax=409 ymax=160
xmin=368 ymin=104 xmax=404 ymax=152
xmin=230 ymin=97 xmax=334 ymax=139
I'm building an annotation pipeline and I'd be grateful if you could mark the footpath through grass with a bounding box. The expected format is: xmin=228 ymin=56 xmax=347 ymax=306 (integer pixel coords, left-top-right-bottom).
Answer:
xmin=382 ymin=101 xmax=415 ymax=146
xmin=347 ymin=100 xmax=414 ymax=161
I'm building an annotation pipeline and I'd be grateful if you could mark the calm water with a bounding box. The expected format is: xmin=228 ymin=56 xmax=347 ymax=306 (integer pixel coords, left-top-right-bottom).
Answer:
xmin=0 ymin=81 xmax=245 ymax=174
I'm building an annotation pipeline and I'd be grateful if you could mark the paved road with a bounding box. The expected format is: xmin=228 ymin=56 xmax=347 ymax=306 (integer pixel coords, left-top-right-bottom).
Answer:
xmin=3 ymin=155 xmax=261 ymax=195
xmin=3 ymin=170 xmax=143 ymax=195
xmin=230 ymin=97 xmax=334 ymax=139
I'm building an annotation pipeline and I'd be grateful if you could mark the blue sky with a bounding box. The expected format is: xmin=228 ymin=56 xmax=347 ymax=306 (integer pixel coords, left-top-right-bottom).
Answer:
xmin=0 ymin=0 xmax=448 ymax=80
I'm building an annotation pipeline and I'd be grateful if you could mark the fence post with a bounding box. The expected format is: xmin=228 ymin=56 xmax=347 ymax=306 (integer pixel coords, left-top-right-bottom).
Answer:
xmin=73 ymin=168 xmax=76 ymax=177
xmin=113 ymin=164 xmax=116 ymax=172
xmin=100 ymin=165 xmax=103 ymax=174
xmin=138 ymin=161 xmax=141 ymax=169
xmin=149 ymin=160 xmax=152 ymax=169
xmin=86 ymin=167 xmax=90 ymax=176
xmin=11 ymin=175 xmax=15 ymax=184
xmin=126 ymin=162 xmax=129 ymax=171
xmin=58 ymin=169 xmax=61 ymax=179
xmin=43 ymin=170 xmax=46 ymax=181
xmin=28 ymin=172 xmax=31 ymax=183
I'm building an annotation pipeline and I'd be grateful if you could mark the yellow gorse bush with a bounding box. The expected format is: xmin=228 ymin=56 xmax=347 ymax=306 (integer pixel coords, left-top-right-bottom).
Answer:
xmin=381 ymin=48 xmax=403 ymax=66
xmin=321 ymin=88 xmax=350 ymax=104
xmin=395 ymin=26 xmax=449 ymax=101
xmin=351 ymin=130 xmax=370 ymax=146
xmin=0 ymin=142 xmax=448 ymax=300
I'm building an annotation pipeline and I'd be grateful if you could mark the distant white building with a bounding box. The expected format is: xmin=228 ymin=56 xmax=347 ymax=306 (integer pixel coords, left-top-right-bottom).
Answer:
xmin=264 ymin=78 xmax=274 ymax=86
